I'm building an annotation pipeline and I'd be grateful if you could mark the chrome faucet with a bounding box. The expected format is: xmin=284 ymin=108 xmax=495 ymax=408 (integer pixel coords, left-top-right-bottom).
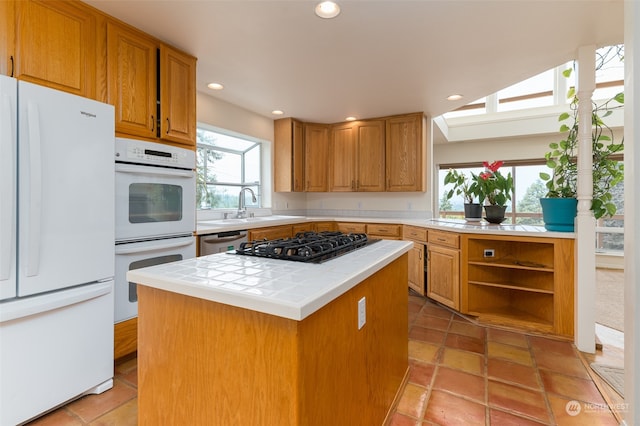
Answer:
xmin=236 ymin=188 xmax=257 ymax=218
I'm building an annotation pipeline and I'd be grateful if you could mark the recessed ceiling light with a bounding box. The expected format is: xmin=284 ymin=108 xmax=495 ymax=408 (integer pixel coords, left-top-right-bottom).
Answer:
xmin=207 ymin=83 xmax=224 ymax=90
xmin=315 ymin=1 xmax=340 ymax=19
xmin=272 ymin=110 xmax=284 ymax=115
xmin=447 ymin=94 xmax=463 ymax=101
xmin=345 ymin=116 xmax=357 ymax=121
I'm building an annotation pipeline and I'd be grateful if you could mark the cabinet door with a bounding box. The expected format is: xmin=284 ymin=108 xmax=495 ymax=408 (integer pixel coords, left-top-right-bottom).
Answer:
xmin=427 ymin=244 xmax=460 ymax=309
xmin=274 ymin=118 xmax=304 ymax=192
xmin=1 ymin=0 xmax=14 ymax=77
xmin=385 ymin=114 xmax=424 ymax=191
xmin=248 ymin=225 xmax=292 ymax=241
xmin=357 ymin=120 xmax=385 ymax=191
xmin=329 ymin=123 xmax=357 ymax=191
xmin=408 ymin=243 xmax=426 ymax=296
xmin=304 ymin=123 xmax=330 ymax=192
xmin=159 ymin=44 xmax=196 ymax=147
xmin=107 ymin=22 xmax=157 ymax=139
xmin=15 ymin=0 xmax=97 ymax=98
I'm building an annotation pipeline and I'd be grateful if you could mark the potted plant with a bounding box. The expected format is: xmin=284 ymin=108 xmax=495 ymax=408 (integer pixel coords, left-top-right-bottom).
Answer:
xmin=443 ymin=169 xmax=482 ymax=220
xmin=539 ymin=47 xmax=624 ymax=231
xmin=475 ymin=161 xmax=514 ymax=223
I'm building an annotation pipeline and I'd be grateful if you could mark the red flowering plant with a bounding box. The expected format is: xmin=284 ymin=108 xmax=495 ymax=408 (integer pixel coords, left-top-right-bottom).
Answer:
xmin=475 ymin=161 xmax=514 ymax=207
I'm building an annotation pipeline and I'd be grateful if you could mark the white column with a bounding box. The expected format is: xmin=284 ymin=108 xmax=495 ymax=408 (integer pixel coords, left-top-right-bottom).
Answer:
xmin=624 ymin=1 xmax=638 ymax=423
xmin=574 ymin=45 xmax=596 ymax=353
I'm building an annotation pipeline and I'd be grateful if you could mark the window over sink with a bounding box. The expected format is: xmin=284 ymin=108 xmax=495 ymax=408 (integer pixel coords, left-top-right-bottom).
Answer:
xmin=196 ymin=124 xmax=262 ymax=210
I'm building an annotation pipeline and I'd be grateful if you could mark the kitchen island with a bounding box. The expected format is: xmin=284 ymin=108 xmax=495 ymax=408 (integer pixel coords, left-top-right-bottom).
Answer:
xmin=128 ymin=239 xmax=412 ymax=426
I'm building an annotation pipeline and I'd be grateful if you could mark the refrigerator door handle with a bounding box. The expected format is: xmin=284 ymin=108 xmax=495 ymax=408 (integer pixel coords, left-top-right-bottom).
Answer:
xmin=0 ymin=94 xmax=14 ymax=281
xmin=0 ymin=281 xmax=112 ymax=323
xmin=25 ymin=102 xmax=42 ymax=277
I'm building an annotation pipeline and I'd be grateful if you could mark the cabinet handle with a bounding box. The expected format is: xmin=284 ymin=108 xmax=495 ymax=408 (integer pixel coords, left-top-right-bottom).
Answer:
xmin=150 ymin=115 xmax=155 ymax=132
xmin=166 ymin=118 xmax=170 ymax=134
xmin=351 ymin=180 xmax=355 ymax=190
xmin=419 ymin=251 xmax=422 ymax=260
xmin=10 ymin=55 xmax=14 ymax=77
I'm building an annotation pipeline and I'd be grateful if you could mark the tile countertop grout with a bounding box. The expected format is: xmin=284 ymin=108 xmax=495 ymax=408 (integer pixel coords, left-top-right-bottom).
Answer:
xmin=196 ymin=215 xmax=575 ymax=239
xmin=127 ymin=239 xmax=413 ymax=321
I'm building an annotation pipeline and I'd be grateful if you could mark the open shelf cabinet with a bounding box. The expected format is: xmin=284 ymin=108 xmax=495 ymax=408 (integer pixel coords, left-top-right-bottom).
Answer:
xmin=461 ymin=234 xmax=574 ymax=338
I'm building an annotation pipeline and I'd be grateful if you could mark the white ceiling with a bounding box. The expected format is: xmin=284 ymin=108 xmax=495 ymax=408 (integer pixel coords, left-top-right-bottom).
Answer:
xmin=85 ymin=0 xmax=624 ymax=124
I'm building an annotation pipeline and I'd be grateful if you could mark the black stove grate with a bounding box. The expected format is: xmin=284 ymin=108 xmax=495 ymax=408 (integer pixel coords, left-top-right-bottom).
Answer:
xmin=235 ymin=231 xmax=375 ymax=263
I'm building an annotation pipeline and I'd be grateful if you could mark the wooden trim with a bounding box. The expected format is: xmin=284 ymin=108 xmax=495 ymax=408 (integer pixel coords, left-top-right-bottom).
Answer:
xmin=114 ymin=317 xmax=137 ymax=360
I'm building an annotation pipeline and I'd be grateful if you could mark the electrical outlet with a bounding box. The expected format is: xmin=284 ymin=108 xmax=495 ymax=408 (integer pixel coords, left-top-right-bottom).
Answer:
xmin=358 ymin=297 xmax=366 ymax=329
xmin=483 ymin=249 xmax=495 ymax=258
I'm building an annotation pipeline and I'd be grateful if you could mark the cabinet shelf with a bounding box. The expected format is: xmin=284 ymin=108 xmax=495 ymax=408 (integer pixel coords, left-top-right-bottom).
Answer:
xmin=467 ymin=307 xmax=555 ymax=332
xmin=468 ymin=259 xmax=553 ymax=272
xmin=468 ymin=280 xmax=554 ymax=295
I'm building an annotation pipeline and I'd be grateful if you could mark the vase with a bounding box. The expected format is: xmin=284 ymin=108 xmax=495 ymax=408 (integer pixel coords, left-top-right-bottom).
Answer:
xmin=540 ymin=197 xmax=577 ymax=232
xmin=463 ymin=203 xmax=482 ymax=221
xmin=484 ymin=205 xmax=507 ymax=224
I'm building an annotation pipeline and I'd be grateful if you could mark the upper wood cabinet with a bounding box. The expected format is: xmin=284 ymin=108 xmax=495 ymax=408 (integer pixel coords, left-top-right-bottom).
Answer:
xmin=107 ymin=21 xmax=196 ymax=147
xmin=329 ymin=120 xmax=385 ymax=192
xmin=386 ymin=113 xmax=425 ymax=191
xmin=107 ymin=21 xmax=157 ymax=139
xmin=159 ymin=43 xmax=196 ymax=145
xmin=304 ymin=123 xmax=330 ymax=192
xmin=13 ymin=0 xmax=98 ymax=98
xmin=274 ymin=118 xmax=304 ymax=192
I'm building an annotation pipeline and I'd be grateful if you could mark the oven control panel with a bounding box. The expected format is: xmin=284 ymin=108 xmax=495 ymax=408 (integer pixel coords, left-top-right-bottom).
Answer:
xmin=115 ymin=137 xmax=195 ymax=169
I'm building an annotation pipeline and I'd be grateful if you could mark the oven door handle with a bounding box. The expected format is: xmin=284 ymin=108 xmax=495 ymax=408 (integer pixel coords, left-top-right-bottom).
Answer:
xmin=115 ymin=163 xmax=195 ymax=179
xmin=116 ymin=238 xmax=194 ymax=255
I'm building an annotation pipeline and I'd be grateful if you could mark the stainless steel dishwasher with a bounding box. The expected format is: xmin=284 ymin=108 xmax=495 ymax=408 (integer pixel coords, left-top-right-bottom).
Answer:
xmin=200 ymin=230 xmax=248 ymax=255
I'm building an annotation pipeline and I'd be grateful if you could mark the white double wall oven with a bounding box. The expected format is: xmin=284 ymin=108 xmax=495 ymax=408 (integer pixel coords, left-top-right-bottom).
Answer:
xmin=114 ymin=138 xmax=196 ymax=323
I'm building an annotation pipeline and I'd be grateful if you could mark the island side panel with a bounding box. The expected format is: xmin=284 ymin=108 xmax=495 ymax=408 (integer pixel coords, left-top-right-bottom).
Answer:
xmin=137 ymin=285 xmax=301 ymax=426
xmin=298 ymin=255 xmax=409 ymax=425
xmin=554 ymin=238 xmax=575 ymax=338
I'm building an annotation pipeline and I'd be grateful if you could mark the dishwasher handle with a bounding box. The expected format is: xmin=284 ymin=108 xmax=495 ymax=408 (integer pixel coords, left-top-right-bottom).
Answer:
xmin=202 ymin=231 xmax=248 ymax=244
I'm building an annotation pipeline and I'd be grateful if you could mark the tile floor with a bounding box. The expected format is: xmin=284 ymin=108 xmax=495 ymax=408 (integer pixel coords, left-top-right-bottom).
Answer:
xmin=27 ymin=293 xmax=620 ymax=426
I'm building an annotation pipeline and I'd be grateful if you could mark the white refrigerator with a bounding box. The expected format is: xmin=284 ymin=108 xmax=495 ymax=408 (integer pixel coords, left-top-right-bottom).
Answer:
xmin=0 ymin=75 xmax=115 ymax=425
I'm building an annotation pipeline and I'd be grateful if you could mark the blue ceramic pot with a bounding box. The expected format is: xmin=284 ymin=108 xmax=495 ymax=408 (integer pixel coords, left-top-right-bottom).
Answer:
xmin=540 ymin=197 xmax=578 ymax=232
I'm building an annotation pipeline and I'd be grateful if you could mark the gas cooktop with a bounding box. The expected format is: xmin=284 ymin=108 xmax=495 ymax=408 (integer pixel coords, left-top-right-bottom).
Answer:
xmin=235 ymin=231 xmax=378 ymax=263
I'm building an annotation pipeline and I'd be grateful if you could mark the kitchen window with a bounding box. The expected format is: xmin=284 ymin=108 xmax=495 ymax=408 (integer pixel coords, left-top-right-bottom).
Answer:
xmin=196 ymin=125 xmax=262 ymax=210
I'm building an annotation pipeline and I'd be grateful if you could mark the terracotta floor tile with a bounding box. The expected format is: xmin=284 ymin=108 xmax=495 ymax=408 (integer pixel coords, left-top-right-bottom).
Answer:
xmin=420 ymin=303 xmax=454 ymax=320
xmin=487 ymin=341 xmax=534 ymax=366
xmin=487 ymin=328 xmax=529 ymax=348
xmin=89 ymin=399 xmax=137 ymax=426
xmin=489 ymin=408 xmax=548 ymax=426
xmin=534 ymin=350 xmax=590 ymax=379
xmin=440 ymin=347 xmax=484 ymax=376
xmin=409 ymin=325 xmax=446 ymax=345
xmin=413 ymin=314 xmax=451 ymax=332
xmin=408 ymin=360 xmax=436 ymax=387
xmin=388 ymin=412 xmax=421 ymax=426
xmin=423 ymin=390 xmax=487 ymax=425
xmin=487 ymin=358 xmax=541 ymax=390
xmin=408 ymin=340 xmax=441 ymax=364
xmin=488 ymin=380 xmax=551 ymax=423
xmin=547 ymin=394 xmax=619 ymax=426
xmin=529 ymin=336 xmax=577 ymax=357
xmin=448 ymin=320 xmax=486 ymax=340
xmin=432 ymin=366 xmax=486 ymax=403
xmin=444 ymin=333 xmax=485 ymax=354
xmin=26 ymin=409 xmax=83 ymax=426
xmin=66 ymin=380 xmax=137 ymax=423
xmin=539 ymin=370 xmax=607 ymax=404
xmin=395 ymin=383 xmax=429 ymax=419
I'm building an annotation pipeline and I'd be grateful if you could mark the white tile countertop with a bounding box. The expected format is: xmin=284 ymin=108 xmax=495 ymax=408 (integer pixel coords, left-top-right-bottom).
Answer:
xmin=196 ymin=215 xmax=575 ymax=239
xmin=127 ymin=239 xmax=413 ymax=321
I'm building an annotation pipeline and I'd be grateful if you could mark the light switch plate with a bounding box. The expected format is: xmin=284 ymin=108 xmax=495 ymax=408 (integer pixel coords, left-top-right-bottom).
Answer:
xmin=358 ymin=297 xmax=366 ymax=329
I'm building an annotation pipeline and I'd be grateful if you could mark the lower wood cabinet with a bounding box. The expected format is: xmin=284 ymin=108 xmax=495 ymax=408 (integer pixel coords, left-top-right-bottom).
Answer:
xmin=248 ymin=225 xmax=292 ymax=241
xmin=427 ymin=241 xmax=460 ymax=310
xmin=408 ymin=242 xmax=426 ymax=296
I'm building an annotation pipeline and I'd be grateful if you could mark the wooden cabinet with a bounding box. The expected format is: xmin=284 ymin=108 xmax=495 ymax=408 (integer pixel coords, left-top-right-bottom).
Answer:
xmin=367 ymin=223 xmax=402 ymax=240
xmin=304 ymin=123 xmax=330 ymax=191
xmin=315 ymin=221 xmax=337 ymax=232
xmin=13 ymin=0 xmax=98 ymax=98
xmin=292 ymin=222 xmax=315 ymax=235
xmin=385 ymin=113 xmax=425 ymax=191
xmin=404 ymin=225 xmax=428 ymax=295
xmin=336 ymin=222 xmax=367 ymax=234
xmin=329 ymin=120 xmax=385 ymax=192
xmin=107 ymin=21 xmax=196 ymax=146
xmin=427 ymin=230 xmax=460 ymax=309
xmin=159 ymin=44 xmax=196 ymax=146
xmin=1 ymin=0 xmax=14 ymax=77
xmin=248 ymin=225 xmax=292 ymax=241
xmin=274 ymin=118 xmax=304 ymax=192
xmin=461 ymin=235 xmax=575 ymax=337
